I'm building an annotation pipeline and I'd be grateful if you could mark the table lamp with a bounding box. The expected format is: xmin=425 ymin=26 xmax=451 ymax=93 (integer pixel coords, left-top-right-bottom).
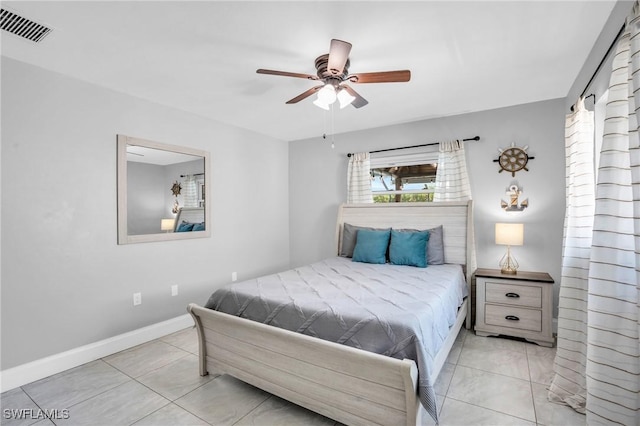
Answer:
xmin=161 ymin=218 xmax=175 ymax=233
xmin=495 ymin=223 xmax=524 ymax=274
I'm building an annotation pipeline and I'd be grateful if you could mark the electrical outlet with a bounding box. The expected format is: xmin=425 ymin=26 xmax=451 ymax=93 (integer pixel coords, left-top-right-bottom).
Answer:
xmin=231 ymin=272 xmax=237 ymax=282
xmin=133 ymin=292 xmax=142 ymax=306
xmin=171 ymin=285 xmax=178 ymax=296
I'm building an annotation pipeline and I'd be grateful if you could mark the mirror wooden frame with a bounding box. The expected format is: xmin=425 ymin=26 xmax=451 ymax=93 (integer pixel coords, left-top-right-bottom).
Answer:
xmin=117 ymin=134 xmax=211 ymax=244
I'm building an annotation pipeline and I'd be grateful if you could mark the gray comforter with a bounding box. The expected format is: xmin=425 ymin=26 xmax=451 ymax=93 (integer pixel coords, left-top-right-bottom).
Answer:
xmin=205 ymin=256 xmax=467 ymax=422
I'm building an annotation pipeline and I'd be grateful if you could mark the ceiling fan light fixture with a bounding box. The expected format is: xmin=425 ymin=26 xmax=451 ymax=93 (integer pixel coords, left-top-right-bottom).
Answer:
xmin=257 ymin=39 xmax=410 ymax=109
xmin=337 ymin=88 xmax=355 ymax=109
xmin=313 ymin=98 xmax=330 ymax=110
xmin=317 ymin=84 xmax=337 ymax=104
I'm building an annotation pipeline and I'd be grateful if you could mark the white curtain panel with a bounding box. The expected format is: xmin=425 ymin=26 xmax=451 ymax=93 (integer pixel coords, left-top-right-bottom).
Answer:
xmin=550 ymin=6 xmax=640 ymax=424
xmin=347 ymin=152 xmax=373 ymax=203
xmin=433 ymin=140 xmax=476 ymax=272
xmin=433 ymin=140 xmax=472 ymax=201
xmin=183 ymin=175 xmax=198 ymax=208
xmin=584 ymin=10 xmax=640 ymax=423
xmin=548 ymin=97 xmax=595 ymax=413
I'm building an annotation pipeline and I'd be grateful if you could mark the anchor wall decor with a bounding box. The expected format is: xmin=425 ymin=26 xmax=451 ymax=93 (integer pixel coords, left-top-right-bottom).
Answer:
xmin=501 ymin=184 xmax=528 ymax=212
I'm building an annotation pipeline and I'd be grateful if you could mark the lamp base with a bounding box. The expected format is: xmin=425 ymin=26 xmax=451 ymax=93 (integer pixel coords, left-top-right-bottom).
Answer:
xmin=499 ymin=247 xmax=519 ymax=275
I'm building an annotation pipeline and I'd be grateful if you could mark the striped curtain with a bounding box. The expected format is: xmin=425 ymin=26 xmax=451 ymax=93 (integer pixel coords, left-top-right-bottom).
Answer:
xmin=433 ymin=140 xmax=472 ymax=201
xmin=548 ymin=97 xmax=595 ymax=413
xmin=550 ymin=5 xmax=640 ymax=424
xmin=183 ymin=175 xmax=198 ymax=208
xmin=347 ymin=152 xmax=373 ymax=203
xmin=584 ymin=10 xmax=639 ymax=422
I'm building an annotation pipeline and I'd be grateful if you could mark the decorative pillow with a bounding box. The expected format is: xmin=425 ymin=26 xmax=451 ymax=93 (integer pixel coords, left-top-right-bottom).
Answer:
xmin=395 ymin=225 xmax=445 ymax=265
xmin=352 ymin=229 xmax=391 ymax=264
xmin=389 ymin=229 xmax=430 ymax=268
xmin=426 ymin=225 xmax=445 ymax=265
xmin=340 ymin=223 xmax=383 ymax=257
xmin=192 ymin=222 xmax=205 ymax=231
xmin=176 ymin=221 xmax=194 ymax=232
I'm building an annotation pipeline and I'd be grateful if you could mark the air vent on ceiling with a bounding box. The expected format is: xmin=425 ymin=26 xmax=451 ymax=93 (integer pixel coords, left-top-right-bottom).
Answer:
xmin=0 ymin=8 xmax=52 ymax=43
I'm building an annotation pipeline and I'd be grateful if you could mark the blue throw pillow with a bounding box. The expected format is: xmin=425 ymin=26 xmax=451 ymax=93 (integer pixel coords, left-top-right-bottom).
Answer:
xmin=340 ymin=223 xmax=383 ymax=257
xmin=389 ymin=229 xmax=430 ymax=268
xmin=192 ymin=222 xmax=205 ymax=231
xmin=176 ymin=221 xmax=194 ymax=232
xmin=396 ymin=225 xmax=444 ymax=265
xmin=352 ymin=229 xmax=391 ymax=264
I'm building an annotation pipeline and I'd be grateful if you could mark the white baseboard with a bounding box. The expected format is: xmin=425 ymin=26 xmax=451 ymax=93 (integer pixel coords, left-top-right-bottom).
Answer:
xmin=0 ymin=314 xmax=194 ymax=393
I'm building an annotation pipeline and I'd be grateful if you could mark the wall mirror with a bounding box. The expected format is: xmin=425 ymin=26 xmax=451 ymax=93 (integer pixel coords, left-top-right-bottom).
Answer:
xmin=117 ymin=134 xmax=210 ymax=244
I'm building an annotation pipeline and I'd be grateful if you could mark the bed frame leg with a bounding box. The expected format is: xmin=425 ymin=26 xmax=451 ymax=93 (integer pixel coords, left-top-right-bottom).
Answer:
xmin=187 ymin=303 xmax=209 ymax=377
xmin=465 ymin=278 xmax=473 ymax=330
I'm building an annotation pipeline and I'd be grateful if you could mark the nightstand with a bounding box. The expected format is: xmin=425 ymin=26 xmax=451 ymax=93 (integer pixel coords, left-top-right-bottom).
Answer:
xmin=474 ymin=268 xmax=554 ymax=347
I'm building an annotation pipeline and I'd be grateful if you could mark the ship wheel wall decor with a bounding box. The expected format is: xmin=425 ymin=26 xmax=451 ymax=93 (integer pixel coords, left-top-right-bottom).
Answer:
xmin=493 ymin=143 xmax=535 ymax=177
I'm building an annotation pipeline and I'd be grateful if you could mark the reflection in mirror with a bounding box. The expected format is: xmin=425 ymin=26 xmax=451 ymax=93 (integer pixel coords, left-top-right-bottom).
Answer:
xmin=117 ymin=135 xmax=210 ymax=244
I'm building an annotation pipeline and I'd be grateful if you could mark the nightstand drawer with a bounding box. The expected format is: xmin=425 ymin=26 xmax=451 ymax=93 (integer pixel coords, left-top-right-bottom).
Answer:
xmin=485 ymin=305 xmax=542 ymax=332
xmin=485 ymin=282 xmax=541 ymax=308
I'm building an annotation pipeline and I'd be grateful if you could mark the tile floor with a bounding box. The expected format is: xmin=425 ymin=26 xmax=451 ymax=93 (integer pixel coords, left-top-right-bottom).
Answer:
xmin=1 ymin=327 xmax=585 ymax=426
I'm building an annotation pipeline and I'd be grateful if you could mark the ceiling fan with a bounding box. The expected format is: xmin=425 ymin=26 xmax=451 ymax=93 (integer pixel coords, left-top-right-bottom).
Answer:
xmin=256 ymin=39 xmax=411 ymax=110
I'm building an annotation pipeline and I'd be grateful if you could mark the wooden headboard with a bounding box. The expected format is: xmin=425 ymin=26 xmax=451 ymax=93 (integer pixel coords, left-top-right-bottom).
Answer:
xmin=174 ymin=207 xmax=205 ymax=231
xmin=336 ymin=201 xmax=475 ymax=268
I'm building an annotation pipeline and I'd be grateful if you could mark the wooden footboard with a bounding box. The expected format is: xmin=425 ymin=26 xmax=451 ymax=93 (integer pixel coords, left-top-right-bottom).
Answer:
xmin=187 ymin=300 xmax=467 ymax=426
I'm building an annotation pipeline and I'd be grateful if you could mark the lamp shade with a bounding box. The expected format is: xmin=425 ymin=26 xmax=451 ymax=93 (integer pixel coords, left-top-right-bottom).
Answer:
xmin=161 ymin=218 xmax=175 ymax=232
xmin=312 ymin=98 xmax=330 ymax=110
xmin=317 ymin=84 xmax=337 ymax=104
xmin=495 ymin=223 xmax=524 ymax=246
xmin=337 ymin=88 xmax=355 ymax=109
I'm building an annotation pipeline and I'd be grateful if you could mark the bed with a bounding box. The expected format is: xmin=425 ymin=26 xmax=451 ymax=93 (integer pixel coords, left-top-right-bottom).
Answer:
xmin=187 ymin=201 xmax=475 ymax=426
xmin=173 ymin=207 xmax=205 ymax=232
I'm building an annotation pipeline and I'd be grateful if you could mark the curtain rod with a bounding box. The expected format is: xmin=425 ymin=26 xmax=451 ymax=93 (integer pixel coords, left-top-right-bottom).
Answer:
xmin=180 ymin=172 xmax=204 ymax=177
xmin=346 ymin=136 xmax=480 ymax=157
xmin=571 ymin=23 xmax=626 ymax=111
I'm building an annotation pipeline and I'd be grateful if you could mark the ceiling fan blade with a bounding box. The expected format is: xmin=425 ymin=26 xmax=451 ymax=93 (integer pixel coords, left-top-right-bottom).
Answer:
xmin=348 ymin=70 xmax=411 ymax=84
xmin=327 ymin=39 xmax=352 ymax=76
xmin=286 ymin=85 xmax=324 ymax=104
xmin=257 ymin=69 xmax=319 ymax=80
xmin=341 ymin=85 xmax=368 ymax=108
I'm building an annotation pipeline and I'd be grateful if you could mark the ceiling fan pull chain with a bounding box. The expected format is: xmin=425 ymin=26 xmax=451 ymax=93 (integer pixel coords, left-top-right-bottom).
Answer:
xmin=331 ymin=102 xmax=335 ymax=149
xmin=321 ymin=104 xmax=328 ymax=141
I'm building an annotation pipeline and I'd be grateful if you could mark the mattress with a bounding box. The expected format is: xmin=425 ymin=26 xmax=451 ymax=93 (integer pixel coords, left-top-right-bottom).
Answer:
xmin=204 ymin=256 xmax=468 ymax=420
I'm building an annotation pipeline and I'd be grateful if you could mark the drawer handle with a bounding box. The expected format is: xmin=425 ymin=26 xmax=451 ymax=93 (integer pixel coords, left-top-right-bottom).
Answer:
xmin=505 ymin=315 xmax=520 ymax=321
xmin=505 ymin=292 xmax=520 ymax=298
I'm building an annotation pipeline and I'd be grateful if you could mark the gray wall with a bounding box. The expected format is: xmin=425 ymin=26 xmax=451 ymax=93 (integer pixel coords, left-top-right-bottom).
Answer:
xmin=1 ymin=58 xmax=290 ymax=370
xmin=289 ymin=99 xmax=566 ymax=316
xmin=127 ymin=162 xmax=166 ymax=235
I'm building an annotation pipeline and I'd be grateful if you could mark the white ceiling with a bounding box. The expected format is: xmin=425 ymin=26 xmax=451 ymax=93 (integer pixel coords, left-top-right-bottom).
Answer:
xmin=126 ymin=145 xmax=203 ymax=165
xmin=1 ymin=1 xmax=618 ymax=141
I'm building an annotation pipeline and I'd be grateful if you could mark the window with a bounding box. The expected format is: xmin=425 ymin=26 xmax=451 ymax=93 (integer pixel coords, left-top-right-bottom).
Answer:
xmin=370 ymin=149 xmax=439 ymax=203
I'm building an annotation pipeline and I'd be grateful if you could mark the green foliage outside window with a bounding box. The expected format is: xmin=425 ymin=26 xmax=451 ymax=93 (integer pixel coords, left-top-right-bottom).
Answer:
xmin=373 ymin=193 xmax=434 ymax=203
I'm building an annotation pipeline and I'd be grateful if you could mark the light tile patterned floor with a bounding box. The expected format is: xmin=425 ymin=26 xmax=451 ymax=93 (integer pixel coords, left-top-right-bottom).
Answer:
xmin=1 ymin=327 xmax=586 ymax=426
